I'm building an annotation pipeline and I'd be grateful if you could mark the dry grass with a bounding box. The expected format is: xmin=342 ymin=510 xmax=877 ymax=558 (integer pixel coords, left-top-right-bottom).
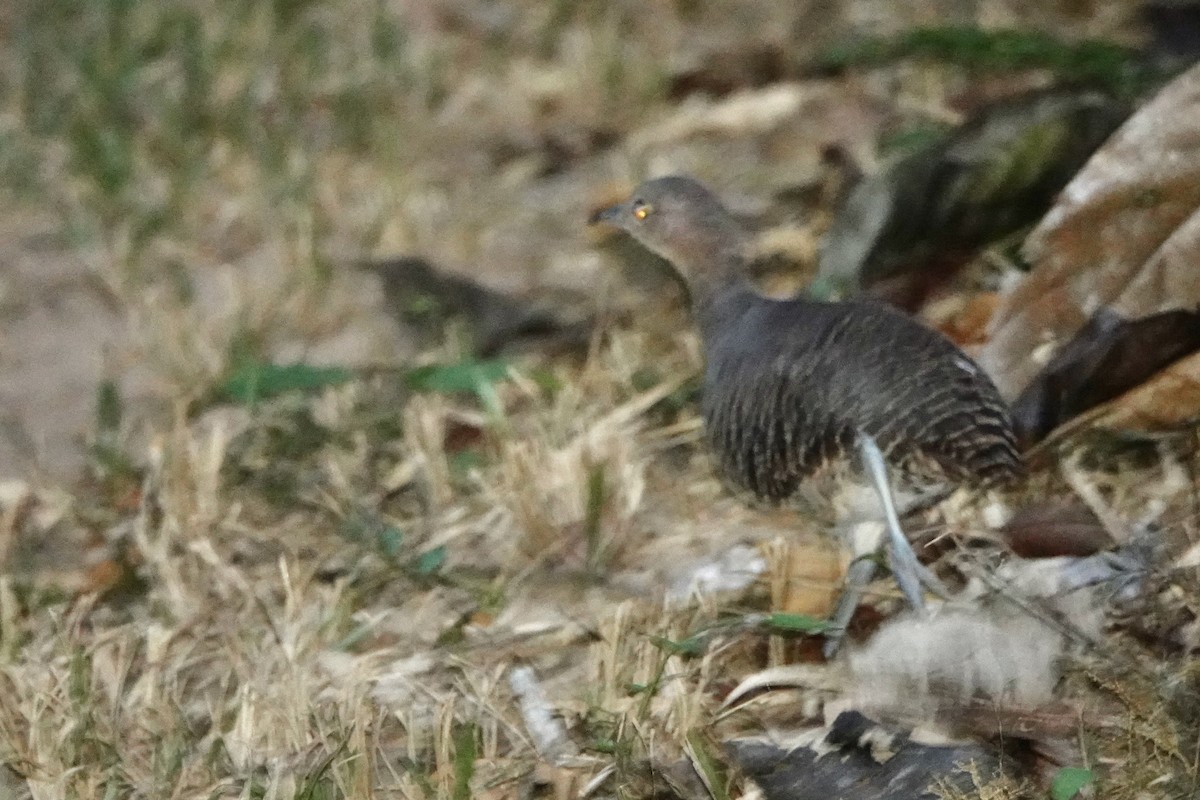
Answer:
xmin=1 ymin=1 xmax=1197 ymax=799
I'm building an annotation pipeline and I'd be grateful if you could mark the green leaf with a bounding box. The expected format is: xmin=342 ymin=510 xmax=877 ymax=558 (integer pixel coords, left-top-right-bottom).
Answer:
xmin=220 ymin=362 xmax=353 ymax=404
xmin=406 ymin=358 xmax=511 ymax=413
xmin=335 ymin=620 xmax=376 ymax=651
xmin=413 ymin=546 xmax=446 ymax=576
xmin=451 ymin=723 xmax=476 ymax=800
xmin=406 ymin=358 xmax=509 ymax=394
xmin=686 ymin=729 xmax=732 ymax=800
xmin=590 ymin=738 xmax=618 ymax=754
xmin=879 ymin=122 xmax=952 ymax=157
xmin=448 ymin=450 xmax=483 ymax=478
xmin=814 ymin=26 xmax=1151 ymax=97
xmin=630 ymin=368 xmax=662 ymax=392
xmin=377 ymin=526 xmax=404 ymax=559
xmin=765 ymin=612 xmax=831 ymax=634
xmin=648 ymin=634 xmax=707 ymax=657
xmin=1051 ymin=767 xmax=1094 ymax=800
xmin=95 ymin=379 xmax=123 ymax=434
xmin=296 ymin=735 xmax=348 ymax=800
xmin=529 ymin=367 xmax=564 ymax=398
xmin=583 ymin=463 xmax=606 ymax=572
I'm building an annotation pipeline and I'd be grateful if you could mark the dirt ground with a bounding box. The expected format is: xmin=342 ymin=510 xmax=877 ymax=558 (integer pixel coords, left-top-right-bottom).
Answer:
xmin=2 ymin=2 xmax=1197 ymax=799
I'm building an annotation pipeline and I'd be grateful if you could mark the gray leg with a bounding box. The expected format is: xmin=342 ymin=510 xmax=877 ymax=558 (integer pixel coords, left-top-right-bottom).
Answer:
xmin=823 ymin=434 xmax=947 ymax=658
xmin=857 ymin=433 xmax=949 ymax=604
xmin=823 ymin=554 xmax=878 ymax=658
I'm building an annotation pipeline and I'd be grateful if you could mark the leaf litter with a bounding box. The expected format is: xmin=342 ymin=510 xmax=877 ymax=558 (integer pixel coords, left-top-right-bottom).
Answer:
xmin=1 ymin=2 xmax=1200 ymax=800
xmin=981 ymin=60 xmax=1200 ymax=402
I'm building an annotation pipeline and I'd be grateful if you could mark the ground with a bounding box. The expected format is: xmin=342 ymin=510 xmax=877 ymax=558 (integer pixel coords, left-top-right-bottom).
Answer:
xmin=0 ymin=1 xmax=1196 ymax=799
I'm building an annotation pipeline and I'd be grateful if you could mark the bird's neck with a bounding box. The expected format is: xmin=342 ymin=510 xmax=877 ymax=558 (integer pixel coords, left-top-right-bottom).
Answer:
xmin=658 ymin=223 xmax=759 ymax=338
xmin=690 ymin=261 xmax=759 ymax=344
xmin=670 ymin=228 xmax=745 ymax=294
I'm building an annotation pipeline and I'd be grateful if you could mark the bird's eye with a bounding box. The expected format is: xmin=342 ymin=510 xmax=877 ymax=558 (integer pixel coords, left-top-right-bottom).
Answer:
xmin=633 ymin=201 xmax=652 ymax=220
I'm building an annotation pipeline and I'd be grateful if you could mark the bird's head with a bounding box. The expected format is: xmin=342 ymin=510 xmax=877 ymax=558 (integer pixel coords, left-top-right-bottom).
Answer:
xmin=589 ymin=176 xmax=748 ymax=296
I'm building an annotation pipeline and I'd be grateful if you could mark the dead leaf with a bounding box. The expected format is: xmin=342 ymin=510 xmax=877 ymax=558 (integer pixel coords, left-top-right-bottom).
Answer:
xmin=927 ymin=290 xmax=1002 ymax=347
xmin=82 ymin=558 xmax=127 ymax=595
xmin=999 ymin=499 xmax=1113 ymax=558
xmin=1010 ymin=307 xmax=1200 ymax=446
xmin=722 ymin=664 xmax=838 ymax=709
xmin=725 ymin=712 xmax=1010 ymax=800
xmin=668 ymin=43 xmax=791 ymax=100
xmin=364 ymin=257 xmax=592 ymax=357
xmin=1142 ymin=1 xmax=1200 ymax=64
xmin=443 ymin=418 xmax=486 ymax=453
xmin=1176 ymin=541 xmax=1200 ymax=570
xmin=818 ymin=88 xmax=1128 ymax=308
xmin=770 ymin=540 xmax=845 ymax=618
xmin=1033 ymin=350 xmax=1200 ymax=448
xmin=981 ymin=62 xmax=1200 ymax=400
xmin=509 ymin=664 xmax=580 ymax=766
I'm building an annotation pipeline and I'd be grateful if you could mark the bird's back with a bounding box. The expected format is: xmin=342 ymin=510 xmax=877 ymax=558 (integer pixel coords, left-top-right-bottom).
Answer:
xmin=699 ymin=290 xmax=1020 ymax=504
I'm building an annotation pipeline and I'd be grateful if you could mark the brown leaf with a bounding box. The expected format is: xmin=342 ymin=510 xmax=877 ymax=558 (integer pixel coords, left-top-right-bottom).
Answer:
xmin=1010 ymin=307 xmax=1200 ymax=446
xmin=999 ymin=500 xmax=1113 ymax=558
xmin=818 ymin=88 xmax=1128 ymax=309
xmin=668 ymin=44 xmax=791 ymax=100
xmin=1078 ymin=350 xmax=1200 ymax=432
xmin=725 ymin=712 xmax=1010 ymax=800
xmin=774 ymin=541 xmax=845 ymax=618
xmin=364 ymin=257 xmax=592 ymax=357
xmin=1028 ymin=350 xmax=1200 ymax=455
xmin=954 ymin=700 xmax=1088 ymax=741
xmin=981 ymin=62 xmax=1200 ymax=400
xmin=82 ymin=558 xmax=127 ymax=595
xmin=928 ymin=290 xmax=1002 ymax=347
xmin=443 ymin=418 xmax=486 ymax=453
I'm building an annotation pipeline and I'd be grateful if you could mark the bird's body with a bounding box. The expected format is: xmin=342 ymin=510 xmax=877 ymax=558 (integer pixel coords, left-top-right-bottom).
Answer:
xmin=696 ymin=286 xmax=1019 ymax=509
xmin=591 ymin=175 xmax=1020 ymax=647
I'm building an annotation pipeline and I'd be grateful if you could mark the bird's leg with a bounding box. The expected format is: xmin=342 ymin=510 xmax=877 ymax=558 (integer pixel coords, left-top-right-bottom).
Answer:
xmin=823 ymin=434 xmax=948 ymax=658
xmin=823 ymin=551 xmax=879 ymax=659
xmin=857 ymin=433 xmax=950 ymax=605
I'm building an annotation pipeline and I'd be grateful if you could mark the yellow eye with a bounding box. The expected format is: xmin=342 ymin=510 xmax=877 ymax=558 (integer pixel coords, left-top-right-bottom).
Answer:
xmin=633 ymin=203 xmax=652 ymax=220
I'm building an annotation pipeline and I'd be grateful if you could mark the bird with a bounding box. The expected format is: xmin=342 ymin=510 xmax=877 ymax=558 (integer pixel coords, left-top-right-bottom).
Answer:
xmin=590 ymin=176 xmax=1021 ymax=654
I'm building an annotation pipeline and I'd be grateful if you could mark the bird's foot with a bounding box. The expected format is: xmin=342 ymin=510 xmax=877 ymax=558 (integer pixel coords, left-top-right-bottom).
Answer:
xmin=822 ymin=541 xmax=948 ymax=659
xmin=822 ymin=433 xmax=951 ymax=657
xmin=887 ymin=531 xmax=950 ymax=611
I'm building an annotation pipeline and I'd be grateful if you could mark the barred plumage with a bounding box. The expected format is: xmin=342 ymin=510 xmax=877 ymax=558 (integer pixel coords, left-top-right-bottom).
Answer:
xmin=591 ymin=175 xmax=1022 ymax=642
xmin=699 ymin=290 xmax=1020 ymax=508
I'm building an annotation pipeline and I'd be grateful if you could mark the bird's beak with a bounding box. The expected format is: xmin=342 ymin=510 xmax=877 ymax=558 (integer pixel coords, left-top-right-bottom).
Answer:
xmin=588 ymin=201 xmax=628 ymax=227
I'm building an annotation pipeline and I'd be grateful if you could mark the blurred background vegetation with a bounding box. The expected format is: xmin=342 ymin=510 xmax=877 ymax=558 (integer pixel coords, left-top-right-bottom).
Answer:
xmin=1 ymin=1 xmax=1197 ymax=798
xmin=1 ymin=0 xmax=1178 ymax=477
